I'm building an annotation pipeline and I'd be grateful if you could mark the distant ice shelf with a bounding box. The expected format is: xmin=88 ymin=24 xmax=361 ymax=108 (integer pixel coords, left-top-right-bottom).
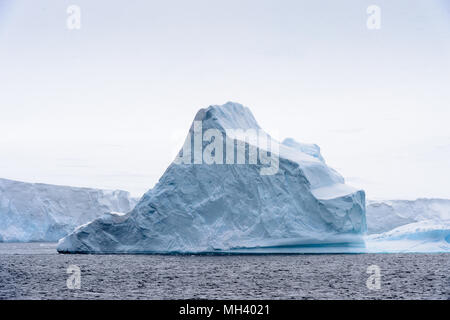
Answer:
xmin=0 ymin=178 xmax=138 ymax=242
xmin=365 ymin=199 xmax=450 ymax=253
xmin=365 ymin=220 xmax=450 ymax=253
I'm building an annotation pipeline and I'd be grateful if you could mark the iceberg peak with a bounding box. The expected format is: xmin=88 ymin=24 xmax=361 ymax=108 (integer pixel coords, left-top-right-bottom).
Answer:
xmin=192 ymin=101 xmax=261 ymax=131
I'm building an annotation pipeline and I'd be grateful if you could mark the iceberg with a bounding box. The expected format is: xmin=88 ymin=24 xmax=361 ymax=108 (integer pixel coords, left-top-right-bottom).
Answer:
xmin=57 ymin=102 xmax=366 ymax=254
xmin=0 ymin=178 xmax=138 ymax=242
xmin=365 ymin=220 xmax=450 ymax=253
xmin=366 ymin=199 xmax=450 ymax=234
xmin=365 ymin=199 xmax=450 ymax=252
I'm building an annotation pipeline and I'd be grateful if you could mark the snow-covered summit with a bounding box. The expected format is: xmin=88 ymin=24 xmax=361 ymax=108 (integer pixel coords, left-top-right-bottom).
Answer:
xmin=0 ymin=178 xmax=138 ymax=242
xmin=192 ymin=103 xmax=356 ymax=199
xmin=58 ymin=102 xmax=366 ymax=254
xmin=194 ymin=101 xmax=261 ymax=131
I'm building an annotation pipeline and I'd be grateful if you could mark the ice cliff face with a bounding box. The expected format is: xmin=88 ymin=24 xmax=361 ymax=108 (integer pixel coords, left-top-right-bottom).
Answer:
xmin=366 ymin=199 xmax=450 ymax=234
xmin=0 ymin=178 xmax=137 ymax=242
xmin=365 ymin=199 xmax=450 ymax=252
xmin=58 ymin=102 xmax=366 ymax=253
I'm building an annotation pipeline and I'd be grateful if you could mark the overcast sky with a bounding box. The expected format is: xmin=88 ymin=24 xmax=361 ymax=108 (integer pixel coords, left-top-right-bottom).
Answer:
xmin=0 ymin=0 xmax=449 ymax=199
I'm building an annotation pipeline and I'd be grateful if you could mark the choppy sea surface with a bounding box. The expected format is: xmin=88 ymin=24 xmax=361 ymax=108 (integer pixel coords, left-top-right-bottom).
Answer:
xmin=0 ymin=243 xmax=448 ymax=300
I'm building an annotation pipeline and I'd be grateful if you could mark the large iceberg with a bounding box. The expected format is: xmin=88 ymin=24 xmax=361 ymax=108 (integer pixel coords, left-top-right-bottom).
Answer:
xmin=58 ymin=102 xmax=366 ymax=254
xmin=365 ymin=199 xmax=450 ymax=252
xmin=0 ymin=178 xmax=137 ymax=242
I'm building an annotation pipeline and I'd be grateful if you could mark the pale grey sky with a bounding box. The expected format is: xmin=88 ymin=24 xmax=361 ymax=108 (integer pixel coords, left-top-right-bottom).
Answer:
xmin=0 ymin=0 xmax=449 ymax=199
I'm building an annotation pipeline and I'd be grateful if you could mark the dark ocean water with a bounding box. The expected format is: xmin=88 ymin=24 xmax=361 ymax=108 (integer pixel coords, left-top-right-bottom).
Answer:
xmin=0 ymin=243 xmax=448 ymax=300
